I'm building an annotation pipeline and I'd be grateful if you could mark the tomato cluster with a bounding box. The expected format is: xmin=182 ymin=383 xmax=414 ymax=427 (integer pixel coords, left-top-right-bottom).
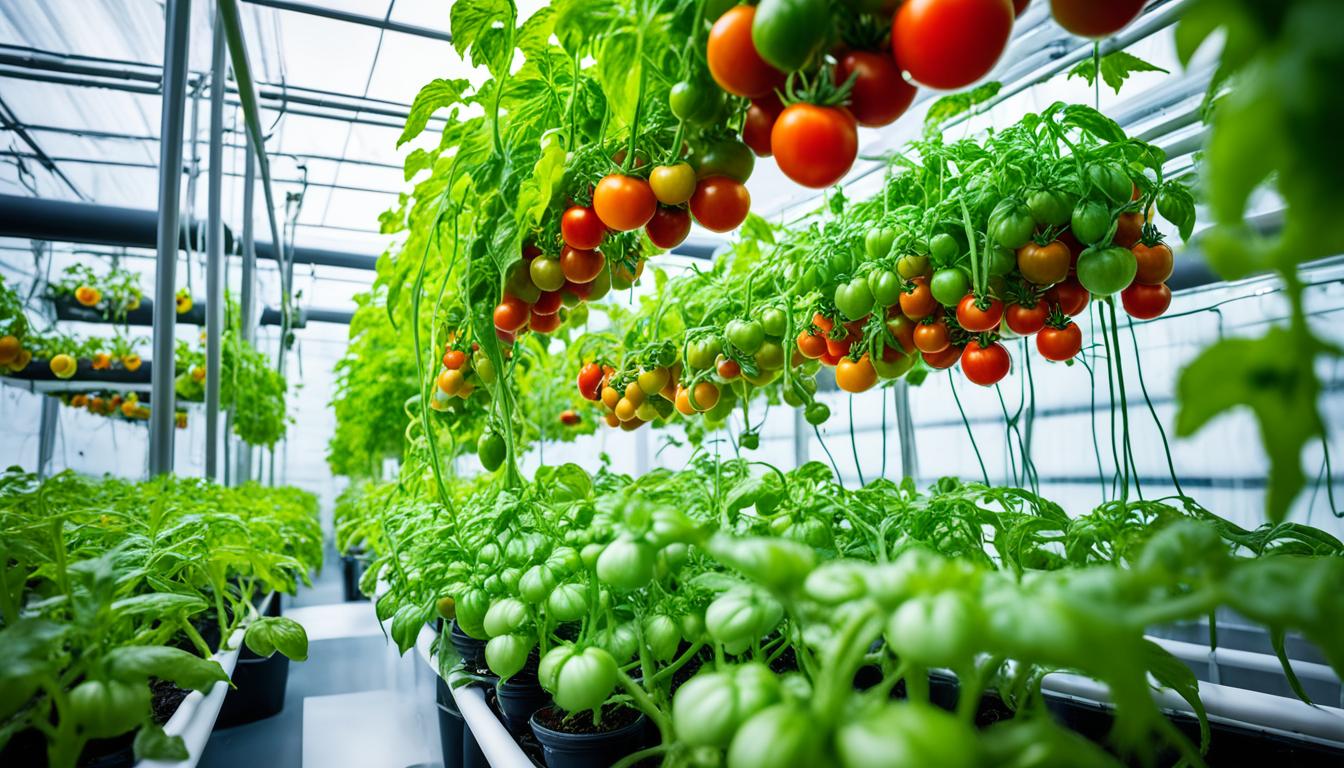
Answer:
xmin=429 ymin=340 xmax=498 ymax=413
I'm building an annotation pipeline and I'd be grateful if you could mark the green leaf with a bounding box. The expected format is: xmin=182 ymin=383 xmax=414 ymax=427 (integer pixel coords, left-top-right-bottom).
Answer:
xmin=134 ymin=724 xmax=189 ymax=762
xmin=110 ymin=592 xmax=208 ymax=619
xmin=1068 ymin=51 xmax=1169 ymax=95
xmin=923 ymin=82 xmax=1001 ymax=135
xmin=739 ymin=214 xmax=776 ymax=246
xmin=1059 ymin=104 xmax=1126 ymax=143
xmin=244 ymin=617 xmax=309 ymax=661
xmin=1141 ymin=640 xmax=1209 ymax=753
xmin=106 ymin=646 xmax=229 ymax=693
xmin=390 ymin=603 xmax=431 ymax=655
xmin=0 ymin=619 xmax=66 ymax=719
xmin=450 ymin=0 xmax=515 ymax=74
xmin=398 ymin=79 xmax=471 ymax=148
xmin=1175 ymin=328 xmax=1337 ymax=523
xmin=403 ymin=149 xmax=433 ymax=182
xmin=597 ymin=30 xmax=641 ymax=129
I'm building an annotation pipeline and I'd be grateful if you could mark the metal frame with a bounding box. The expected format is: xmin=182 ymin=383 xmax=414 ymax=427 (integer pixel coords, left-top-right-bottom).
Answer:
xmin=205 ymin=11 xmax=226 ymax=480
xmin=240 ymin=0 xmax=452 ymax=43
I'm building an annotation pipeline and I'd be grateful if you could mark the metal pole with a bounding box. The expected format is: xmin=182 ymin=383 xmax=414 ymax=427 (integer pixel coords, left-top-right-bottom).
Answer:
xmin=204 ymin=12 xmax=225 ymax=481
xmin=148 ymin=0 xmax=192 ymax=477
xmin=237 ymin=136 xmax=257 ymax=484
xmin=893 ymin=383 xmax=918 ymax=482
xmin=36 ymin=397 xmax=57 ymax=478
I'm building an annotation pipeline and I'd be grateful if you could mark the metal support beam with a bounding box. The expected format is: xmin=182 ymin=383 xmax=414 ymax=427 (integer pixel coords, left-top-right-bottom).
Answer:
xmin=241 ymin=0 xmax=453 ymax=43
xmin=36 ymin=396 xmax=58 ymax=478
xmin=893 ymin=383 xmax=918 ymax=482
xmin=238 ymin=136 xmax=257 ymax=485
xmin=205 ymin=12 xmax=225 ymax=481
xmin=149 ymin=0 xmax=193 ymax=477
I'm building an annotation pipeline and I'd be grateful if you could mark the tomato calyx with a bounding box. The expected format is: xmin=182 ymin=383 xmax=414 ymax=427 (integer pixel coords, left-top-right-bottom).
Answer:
xmin=780 ymin=64 xmax=854 ymax=109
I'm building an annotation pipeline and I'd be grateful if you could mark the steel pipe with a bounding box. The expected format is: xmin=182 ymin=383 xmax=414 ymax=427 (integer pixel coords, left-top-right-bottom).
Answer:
xmin=205 ymin=13 xmax=225 ymax=481
xmin=241 ymin=0 xmax=452 ymax=43
xmin=149 ymin=0 xmax=193 ymax=477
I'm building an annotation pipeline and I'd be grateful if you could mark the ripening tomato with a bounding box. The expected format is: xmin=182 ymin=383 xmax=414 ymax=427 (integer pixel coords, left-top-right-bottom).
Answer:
xmin=560 ymin=246 xmax=605 ymax=285
xmin=1114 ymin=211 xmax=1143 ymax=249
xmin=1037 ymin=322 xmax=1082 ymax=361
xmin=1017 ymin=240 xmax=1071 ymax=286
xmin=825 ymin=333 xmax=855 ymax=358
xmin=961 ymin=340 xmax=1010 ymax=386
xmin=1005 ymin=298 xmax=1049 ymax=335
xmin=922 ymin=345 xmax=962 ymax=369
xmin=1050 ymin=0 xmax=1144 ymax=38
xmin=742 ymin=93 xmax=783 ymax=157
xmin=900 ymin=276 xmax=938 ymax=320
xmin=772 ymin=104 xmax=857 ymax=188
xmin=530 ymin=310 xmax=562 ymax=334
xmin=494 ymin=295 xmax=530 ymax=332
xmin=593 ymin=175 xmax=657 ymax=231
xmin=578 ymin=362 xmax=604 ymax=401
xmin=1046 ymin=276 xmax=1089 ymax=316
xmin=562 ymin=206 xmax=606 ymax=250
xmin=913 ymin=320 xmax=951 ymax=353
xmin=886 ymin=314 xmax=917 ymax=353
xmin=797 ymin=330 xmax=826 ymax=359
xmin=835 ymin=50 xmax=917 ymax=128
xmin=646 ymin=206 xmax=692 ymax=249
xmin=893 ymin=0 xmax=1014 ymax=90
xmin=1121 ymin=282 xmax=1171 ymax=320
xmin=533 ymin=290 xmax=564 ymax=316
xmin=1133 ymin=242 xmax=1174 ymax=285
xmin=707 ymin=5 xmax=784 ymax=98
xmin=956 ymin=294 xmax=1004 ymax=332
xmin=690 ymin=176 xmax=751 ymax=232
xmin=649 ymin=163 xmax=697 ymax=205
xmin=717 ymin=357 xmax=742 ymax=379
xmin=836 ymin=354 xmax=878 ymax=393
xmin=443 ymin=349 xmax=467 ymax=370
xmin=692 ymin=380 xmax=721 ymax=412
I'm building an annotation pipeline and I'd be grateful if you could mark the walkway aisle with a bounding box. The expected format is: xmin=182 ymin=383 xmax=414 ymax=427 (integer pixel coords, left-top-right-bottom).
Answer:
xmin=198 ymin=556 xmax=443 ymax=768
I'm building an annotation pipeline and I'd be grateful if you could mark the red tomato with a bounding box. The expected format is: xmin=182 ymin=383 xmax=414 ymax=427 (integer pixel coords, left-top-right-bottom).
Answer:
xmin=564 ymin=279 xmax=592 ymax=301
xmin=645 ymin=206 xmax=692 ymax=249
xmin=1005 ymin=298 xmax=1049 ymax=335
xmin=689 ymin=176 xmax=751 ymax=232
xmin=577 ymin=362 xmax=604 ymax=401
xmin=771 ymin=104 xmax=857 ymax=188
xmin=522 ymin=243 xmax=541 ymax=261
xmin=835 ymin=50 xmax=917 ymax=128
xmin=1013 ymin=0 xmax=1029 ymax=15
xmin=956 ymin=294 xmax=1004 ymax=332
xmin=742 ymin=93 xmax=783 ymax=157
xmin=820 ymin=350 xmax=843 ymax=367
xmin=913 ymin=320 xmax=951 ymax=353
xmin=1046 ymin=276 xmax=1089 ymax=316
xmin=496 ymin=327 xmax=517 ymax=345
xmin=961 ymin=340 xmax=1010 ymax=386
xmin=836 ymin=354 xmax=878 ymax=393
xmin=1121 ymin=282 xmax=1171 ymax=320
xmin=443 ymin=349 xmax=467 ymax=370
xmin=900 ymin=277 xmax=938 ymax=320
xmin=717 ymin=357 xmax=742 ymax=379
xmin=1037 ymin=322 xmax=1082 ymax=361
xmin=922 ymin=345 xmax=963 ymax=369
xmin=1050 ymin=0 xmax=1144 ymax=38
xmin=593 ymin=174 xmax=657 ymax=231
xmin=893 ymin=0 xmax=1014 ymax=90
xmin=493 ymin=295 xmax=530 ymax=332
xmin=529 ymin=310 xmax=562 ymax=334
xmin=797 ymin=331 xmax=827 ymax=359
xmin=560 ymin=246 xmax=605 ymax=284
xmin=825 ymin=333 xmax=855 ymax=358
xmin=812 ymin=312 xmax=835 ymax=334
xmin=559 ymin=409 xmax=581 ymax=426
xmin=532 ymin=290 xmax=564 ymax=316
xmin=1133 ymin=242 xmax=1174 ymax=285
xmin=561 ymin=206 xmax=606 ymax=250
xmin=707 ymin=5 xmax=783 ymax=98
xmin=1058 ymin=229 xmax=1085 ymax=264
xmin=1114 ymin=211 xmax=1143 ymax=249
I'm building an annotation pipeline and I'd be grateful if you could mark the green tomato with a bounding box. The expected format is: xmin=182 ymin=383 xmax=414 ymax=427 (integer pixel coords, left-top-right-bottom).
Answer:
xmin=598 ymin=622 xmax=640 ymax=663
xmin=1076 ymin=245 xmax=1138 ymax=297
xmin=485 ymin=632 xmax=533 ymax=679
xmin=835 ymin=702 xmax=979 ymax=768
xmin=727 ymin=703 xmax=825 ymax=768
xmin=504 ymin=535 xmax=532 ymax=565
xmin=1071 ymin=199 xmax=1111 ymax=245
xmin=988 ymin=199 xmax=1036 ymax=249
xmin=68 ymin=679 xmax=150 ymax=740
xmin=705 ymin=534 xmax=816 ymax=593
xmin=586 ymin=264 xmax=612 ymax=302
xmin=885 ymin=591 xmax=982 ymax=669
xmin=985 ymin=245 xmax=1017 ymax=277
xmin=804 ymin=401 xmax=830 ymax=426
xmin=518 ymin=564 xmax=557 ymax=604
xmin=705 ymin=589 xmax=783 ymax=654
xmin=754 ymin=340 xmax=786 ymax=371
xmin=483 ymin=597 xmax=528 ymax=637
xmin=498 ymin=567 xmax=522 ymax=592
xmin=867 ymin=269 xmax=903 ymax=307
xmin=726 ymin=318 xmax=766 ymax=354
xmin=694 ymin=138 xmax=756 ymax=183
xmin=757 ymin=307 xmax=788 ymax=338
xmin=834 ymin=276 xmax=875 ymax=321
xmin=865 ymin=226 xmax=898 ymax=260
xmin=539 ymin=645 xmax=618 ymax=713
xmin=669 ymin=80 xmax=723 ymax=125
xmin=546 ymin=546 xmax=581 ymax=575
xmin=929 ymin=233 xmax=959 ymax=264
xmin=506 ymin=261 xmax=542 ymax=303
xmin=478 ymin=543 xmax=501 ymax=565
xmin=871 ymin=349 xmax=915 ymax=379
xmin=674 ymin=664 xmax=781 ymax=749
xmin=529 ymin=257 xmax=566 ymax=292
xmin=681 ymin=611 xmax=707 ymax=643
xmin=580 ymin=542 xmax=605 ymax=570
xmin=804 ymin=560 xmax=871 ymax=605
xmin=751 ymin=0 xmax=830 ymax=73
xmin=929 ymin=268 xmax=970 ymax=306
xmin=644 ymin=614 xmax=682 ymax=662
xmin=472 ymin=351 xmax=497 ymax=384
xmin=1027 ymin=189 xmax=1074 ymax=228
xmin=1087 ymin=162 xmax=1133 ymax=205
xmin=687 ymin=337 xmax=723 ymax=370
xmin=656 ymin=543 xmax=690 ymax=578
xmin=546 ymin=582 xmax=588 ymax=622
xmin=477 ymin=431 xmax=506 ymax=472
xmin=895 ymin=253 xmax=929 ymax=279
xmin=455 ymin=588 xmax=491 ymax=639
xmin=596 ymin=536 xmax=655 ymax=591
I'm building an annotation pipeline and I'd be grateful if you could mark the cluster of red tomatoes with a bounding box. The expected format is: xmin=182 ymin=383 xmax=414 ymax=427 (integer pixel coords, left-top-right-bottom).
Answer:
xmin=704 ymin=0 xmax=1148 ymax=189
xmin=429 ymin=341 xmax=497 ymax=412
xmin=576 ymin=361 xmax=709 ymax=431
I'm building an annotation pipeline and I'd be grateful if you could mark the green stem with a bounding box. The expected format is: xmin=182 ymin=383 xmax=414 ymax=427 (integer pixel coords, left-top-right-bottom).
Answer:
xmin=949 ymin=372 xmax=990 ymax=485
xmin=617 ymin=669 xmax=672 ymax=742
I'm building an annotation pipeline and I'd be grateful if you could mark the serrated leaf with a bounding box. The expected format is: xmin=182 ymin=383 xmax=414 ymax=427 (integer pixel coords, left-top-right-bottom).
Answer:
xmin=1060 ymin=104 xmax=1125 ymax=143
xmin=739 ymin=214 xmax=776 ymax=246
xmin=1068 ymin=51 xmax=1169 ymax=95
xmin=398 ymin=79 xmax=471 ymax=148
xmin=244 ymin=616 xmax=309 ymax=661
xmin=923 ymin=82 xmax=1002 ymax=135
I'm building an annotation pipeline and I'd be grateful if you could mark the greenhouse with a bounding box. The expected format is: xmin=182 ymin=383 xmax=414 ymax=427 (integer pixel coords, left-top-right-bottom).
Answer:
xmin=1 ymin=0 xmax=1341 ymax=766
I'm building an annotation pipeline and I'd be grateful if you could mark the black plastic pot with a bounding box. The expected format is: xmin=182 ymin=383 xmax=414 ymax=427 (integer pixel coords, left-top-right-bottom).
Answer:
xmin=341 ymin=551 xmax=369 ymax=602
xmin=215 ymin=647 xmax=290 ymax=729
xmin=529 ymin=708 xmax=649 ymax=768
xmin=449 ymin=620 xmax=487 ymax=666
xmin=497 ymin=676 xmax=552 ymax=736
xmin=435 ymin=676 xmax=487 ymax=768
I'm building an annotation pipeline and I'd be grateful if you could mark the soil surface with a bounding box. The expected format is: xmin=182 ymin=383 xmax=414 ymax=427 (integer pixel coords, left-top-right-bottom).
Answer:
xmin=532 ymin=704 xmax=642 ymax=735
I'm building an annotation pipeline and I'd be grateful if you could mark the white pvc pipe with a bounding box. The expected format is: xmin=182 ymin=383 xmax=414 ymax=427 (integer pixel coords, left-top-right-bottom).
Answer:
xmin=136 ymin=626 xmax=245 ymax=768
xmin=414 ymin=625 xmax=534 ymax=768
xmin=1150 ymin=635 xmax=1340 ymax=686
